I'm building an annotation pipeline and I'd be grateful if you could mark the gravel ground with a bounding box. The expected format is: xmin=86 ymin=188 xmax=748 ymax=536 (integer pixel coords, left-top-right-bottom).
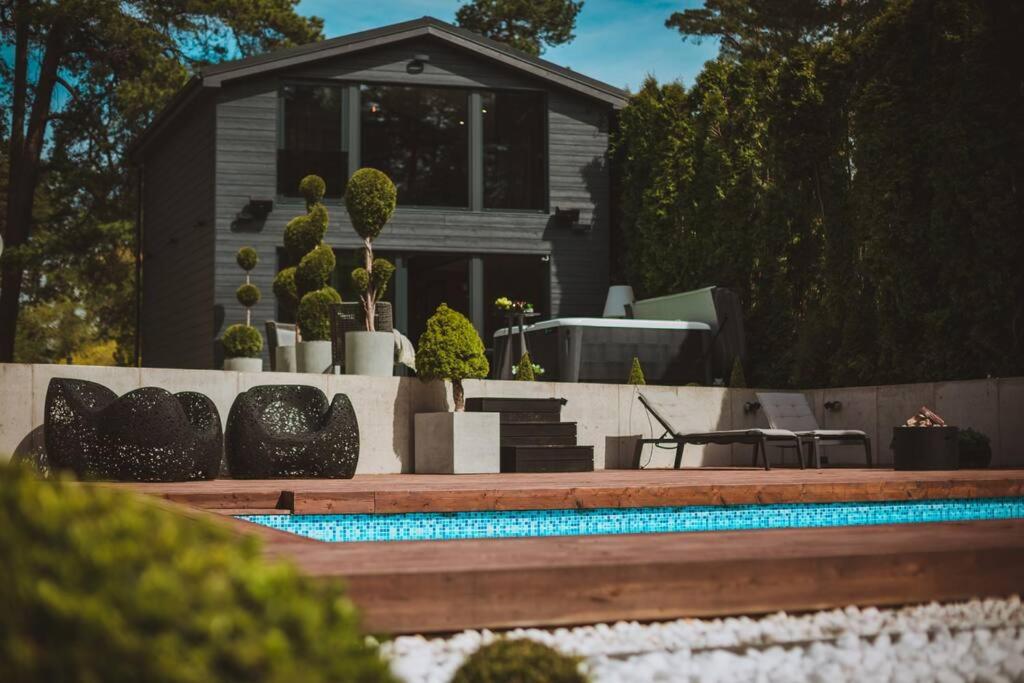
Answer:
xmin=383 ymin=596 xmax=1024 ymax=682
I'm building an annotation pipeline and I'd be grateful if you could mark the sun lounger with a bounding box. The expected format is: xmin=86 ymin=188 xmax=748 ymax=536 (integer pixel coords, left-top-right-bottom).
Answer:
xmin=634 ymin=393 xmax=804 ymax=470
xmin=756 ymin=392 xmax=872 ymax=468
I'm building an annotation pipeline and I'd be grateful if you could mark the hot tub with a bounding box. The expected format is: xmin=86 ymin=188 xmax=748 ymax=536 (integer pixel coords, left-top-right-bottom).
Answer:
xmin=493 ymin=317 xmax=712 ymax=385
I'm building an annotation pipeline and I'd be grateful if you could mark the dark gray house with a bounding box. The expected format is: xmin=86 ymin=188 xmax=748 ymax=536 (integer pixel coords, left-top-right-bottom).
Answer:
xmin=130 ymin=16 xmax=627 ymax=369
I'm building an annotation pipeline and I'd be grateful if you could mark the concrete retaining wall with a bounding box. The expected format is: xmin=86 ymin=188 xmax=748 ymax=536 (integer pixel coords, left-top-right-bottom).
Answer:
xmin=1 ymin=363 xmax=1021 ymax=472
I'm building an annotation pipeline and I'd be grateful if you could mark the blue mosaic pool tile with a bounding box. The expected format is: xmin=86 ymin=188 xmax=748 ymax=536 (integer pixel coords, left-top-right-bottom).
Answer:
xmin=238 ymin=497 xmax=1024 ymax=544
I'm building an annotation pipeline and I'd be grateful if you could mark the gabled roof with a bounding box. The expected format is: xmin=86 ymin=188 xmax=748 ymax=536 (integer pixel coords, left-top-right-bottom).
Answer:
xmin=131 ymin=16 xmax=628 ymax=161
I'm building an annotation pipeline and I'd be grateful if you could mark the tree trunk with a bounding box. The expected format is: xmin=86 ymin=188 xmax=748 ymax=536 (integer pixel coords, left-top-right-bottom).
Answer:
xmin=0 ymin=16 xmax=66 ymax=361
xmin=452 ymin=378 xmax=465 ymax=412
xmin=362 ymin=237 xmax=376 ymax=332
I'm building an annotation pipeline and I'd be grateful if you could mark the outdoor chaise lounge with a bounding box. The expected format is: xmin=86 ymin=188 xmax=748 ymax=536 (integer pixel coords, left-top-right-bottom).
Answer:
xmin=634 ymin=393 xmax=803 ymax=470
xmin=756 ymin=392 xmax=872 ymax=468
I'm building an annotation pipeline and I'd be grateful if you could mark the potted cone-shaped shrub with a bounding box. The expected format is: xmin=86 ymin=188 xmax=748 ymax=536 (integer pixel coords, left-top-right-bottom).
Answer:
xmin=414 ymin=303 xmax=497 ymax=473
xmin=277 ymin=175 xmax=342 ymax=373
xmin=344 ymin=168 xmax=397 ymax=376
xmin=223 ymin=247 xmax=264 ymax=372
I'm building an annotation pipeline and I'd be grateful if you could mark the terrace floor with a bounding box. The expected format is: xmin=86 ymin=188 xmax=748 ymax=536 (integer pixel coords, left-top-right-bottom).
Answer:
xmin=121 ymin=469 xmax=1024 ymax=634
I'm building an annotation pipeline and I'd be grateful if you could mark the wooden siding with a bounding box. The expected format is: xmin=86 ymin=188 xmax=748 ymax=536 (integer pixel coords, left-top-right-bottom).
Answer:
xmin=141 ymin=101 xmax=216 ymax=368
xmin=214 ymin=36 xmax=611 ymax=362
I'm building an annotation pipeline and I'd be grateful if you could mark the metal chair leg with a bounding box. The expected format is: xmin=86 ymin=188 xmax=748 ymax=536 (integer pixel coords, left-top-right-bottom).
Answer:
xmin=794 ymin=437 xmax=805 ymax=469
xmin=751 ymin=441 xmax=760 ymax=467
xmin=864 ymin=437 xmax=873 ymax=468
xmin=673 ymin=442 xmax=685 ymax=469
xmin=760 ymin=437 xmax=771 ymax=470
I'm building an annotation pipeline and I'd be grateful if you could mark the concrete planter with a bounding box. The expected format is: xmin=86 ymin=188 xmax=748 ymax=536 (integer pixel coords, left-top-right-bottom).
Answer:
xmin=275 ymin=345 xmax=297 ymax=373
xmin=414 ymin=412 xmax=500 ymax=474
xmin=296 ymin=340 xmax=332 ymax=374
xmin=345 ymin=331 xmax=393 ymax=377
xmin=224 ymin=357 xmax=262 ymax=372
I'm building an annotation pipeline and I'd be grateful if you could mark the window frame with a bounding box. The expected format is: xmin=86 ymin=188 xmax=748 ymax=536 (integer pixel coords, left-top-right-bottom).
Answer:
xmin=479 ymin=89 xmax=550 ymax=214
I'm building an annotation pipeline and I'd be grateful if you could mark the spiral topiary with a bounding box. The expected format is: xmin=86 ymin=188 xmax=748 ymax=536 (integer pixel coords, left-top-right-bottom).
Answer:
xmin=297 ymin=287 xmax=342 ymax=342
xmin=416 ymin=303 xmax=489 ymax=411
xmin=452 ymin=639 xmax=587 ymax=683
xmin=0 ymin=464 xmax=396 ymax=683
xmin=236 ymin=283 xmax=260 ymax=308
xmin=236 ymin=246 xmax=258 ymax=271
xmin=345 ymin=168 xmax=397 ymax=332
xmin=222 ymin=323 xmax=263 ymax=358
xmin=276 ymin=175 xmax=340 ymax=341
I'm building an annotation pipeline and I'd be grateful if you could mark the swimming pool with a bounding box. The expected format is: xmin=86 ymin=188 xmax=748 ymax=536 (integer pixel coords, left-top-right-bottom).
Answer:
xmin=238 ymin=497 xmax=1024 ymax=543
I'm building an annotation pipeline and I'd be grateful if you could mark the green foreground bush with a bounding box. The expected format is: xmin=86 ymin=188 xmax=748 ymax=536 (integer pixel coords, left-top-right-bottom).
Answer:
xmin=452 ymin=639 xmax=587 ymax=683
xmin=0 ymin=465 xmax=394 ymax=683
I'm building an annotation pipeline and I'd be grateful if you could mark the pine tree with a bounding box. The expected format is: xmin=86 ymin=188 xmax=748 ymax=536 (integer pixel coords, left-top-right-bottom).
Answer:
xmin=628 ymin=356 xmax=646 ymax=385
xmin=515 ymin=352 xmax=536 ymax=381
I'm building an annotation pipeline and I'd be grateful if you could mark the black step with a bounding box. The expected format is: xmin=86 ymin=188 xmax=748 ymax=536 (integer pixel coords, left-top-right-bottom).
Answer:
xmin=498 ymin=411 xmax=563 ymax=424
xmin=500 ymin=422 xmax=577 ymax=439
xmin=466 ymin=397 xmax=566 ymax=416
xmin=501 ymin=434 xmax=578 ymax=447
xmin=500 ymin=446 xmax=595 ymax=473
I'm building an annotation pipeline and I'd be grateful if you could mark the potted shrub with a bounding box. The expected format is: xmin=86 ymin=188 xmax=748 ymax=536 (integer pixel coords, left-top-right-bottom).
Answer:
xmin=344 ymin=168 xmax=397 ymax=376
xmin=414 ymin=303 xmax=498 ymax=473
xmin=223 ymin=246 xmax=263 ymax=371
xmin=276 ymin=175 xmax=341 ymax=373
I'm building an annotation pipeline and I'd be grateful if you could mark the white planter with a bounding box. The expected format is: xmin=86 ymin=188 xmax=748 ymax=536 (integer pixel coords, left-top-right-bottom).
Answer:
xmin=414 ymin=412 xmax=500 ymax=474
xmin=345 ymin=331 xmax=394 ymax=376
xmin=224 ymin=357 xmax=262 ymax=372
xmin=275 ymin=345 xmax=297 ymax=373
xmin=296 ymin=340 xmax=333 ymax=374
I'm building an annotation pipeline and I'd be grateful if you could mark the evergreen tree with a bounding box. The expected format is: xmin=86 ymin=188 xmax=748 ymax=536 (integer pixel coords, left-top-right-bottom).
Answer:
xmin=456 ymin=0 xmax=584 ymax=55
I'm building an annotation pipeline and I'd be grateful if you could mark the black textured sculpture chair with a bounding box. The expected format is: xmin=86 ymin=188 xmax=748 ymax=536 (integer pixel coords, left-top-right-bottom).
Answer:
xmin=225 ymin=385 xmax=359 ymax=478
xmin=45 ymin=378 xmax=222 ymax=481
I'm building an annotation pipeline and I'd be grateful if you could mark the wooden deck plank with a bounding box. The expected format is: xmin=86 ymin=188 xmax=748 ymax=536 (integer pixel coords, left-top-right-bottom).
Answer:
xmin=117 ymin=469 xmax=1024 ymax=513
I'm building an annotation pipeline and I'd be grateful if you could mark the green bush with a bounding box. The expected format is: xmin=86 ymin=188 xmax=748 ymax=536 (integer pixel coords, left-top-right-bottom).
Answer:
xmin=283 ymin=214 xmax=325 ymax=261
xmin=299 ymin=174 xmax=326 ymax=206
xmin=222 ymin=323 xmax=263 ymax=358
xmin=236 ymin=283 xmax=261 ymax=308
xmin=515 ymin=352 xmax=536 ymax=381
xmin=344 ymin=168 xmax=397 ymax=241
xmin=416 ymin=303 xmax=488 ymax=411
xmin=728 ymin=357 xmax=746 ymax=388
xmin=0 ymin=465 xmax=395 ymax=683
xmin=628 ymin=357 xmax=646 ymax=385
xmin=958 ymin=428 xmax=992 ymax=469
xmin=295 ymin=244 xmax=336 ymax=298
xmin=236 ymin=246 xmax=259 ymax=272
xmin=297 ymin=287 xmax=342 ymax=341
xmin=273 ymin=267 xmax=298 ymax=316
xmin=452 ymin=639 xmax=587 ymax=683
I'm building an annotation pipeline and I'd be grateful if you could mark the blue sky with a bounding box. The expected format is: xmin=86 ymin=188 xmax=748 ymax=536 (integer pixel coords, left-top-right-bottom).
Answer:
xmin=296 ymin=0 xmax=719 ymax=91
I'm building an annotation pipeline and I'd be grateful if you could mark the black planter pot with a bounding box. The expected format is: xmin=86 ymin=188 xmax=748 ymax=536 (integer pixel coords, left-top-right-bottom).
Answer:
xmin=892 ymin=426 xmax=959 ymax=470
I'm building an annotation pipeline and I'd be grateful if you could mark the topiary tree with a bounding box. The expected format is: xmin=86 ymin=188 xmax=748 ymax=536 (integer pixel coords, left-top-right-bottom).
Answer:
xmin=729 ymin=357 xmax=746 ymax=388
xmin=416 ymin=303 xmax=489 ymax=411
xmin=515 ymin=352 xmax=536 ymax=381
xmin=0 ymin=464 xmax=395 ymax=683
xmin=345 ymin=168 xmax=397 ymax=332
xmin=628 ymin=356 xmax=646 ymax=385
xmin=223 ymin=246 xmax=263 ymax=359
xmin=452 ymin=638 xmax=588 ymax=683
xmin=276 ymin=175 xmax=341 ymax=341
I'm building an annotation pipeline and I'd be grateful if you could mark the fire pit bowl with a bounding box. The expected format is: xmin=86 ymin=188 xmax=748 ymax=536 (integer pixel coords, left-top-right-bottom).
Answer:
xmin=892 ymin=426 xmax=959 ymax=470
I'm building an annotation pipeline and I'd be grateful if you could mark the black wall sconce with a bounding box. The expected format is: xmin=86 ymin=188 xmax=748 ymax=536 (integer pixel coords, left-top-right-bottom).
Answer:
xmin=407 ymin=53 xmax=430 ymax=74
xmin=824 ymin=400 xmax=843 ymax=412
xmin=237 ymin=196 xmax=274 ymax=222
xmin=743 ymin=401 xmax=761 ymax=414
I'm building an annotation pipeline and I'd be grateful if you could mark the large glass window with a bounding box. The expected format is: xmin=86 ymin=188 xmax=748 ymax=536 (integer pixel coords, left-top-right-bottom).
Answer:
xmin=360 ymin=85 xmax=469 ymax=207
xmin=482 ymin=91 xmax=546 ymax=210
xmin=278 ymin=85 xmax=347 ymax=198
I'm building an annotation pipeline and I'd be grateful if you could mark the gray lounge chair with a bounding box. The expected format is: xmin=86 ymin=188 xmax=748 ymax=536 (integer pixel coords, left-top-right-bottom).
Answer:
xmin=634 ymin=393 xmax=804 ymax=470
xmin=264 ymin=321 xmax=296 ymax=371
xmin=756 ymin=392 xmax=872 ymax=468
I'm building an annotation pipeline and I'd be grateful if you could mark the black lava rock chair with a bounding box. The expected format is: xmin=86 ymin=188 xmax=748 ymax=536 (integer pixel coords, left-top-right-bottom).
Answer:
xmin=225 ymin=385 xmax=359 ymax=478
xmin=44 ymin=378 xmax=222 ymax=481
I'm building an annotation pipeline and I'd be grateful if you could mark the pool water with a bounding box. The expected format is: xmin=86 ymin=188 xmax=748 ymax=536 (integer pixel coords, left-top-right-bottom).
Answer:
xmin=238 ymin=497 xmax=1024 ymax=543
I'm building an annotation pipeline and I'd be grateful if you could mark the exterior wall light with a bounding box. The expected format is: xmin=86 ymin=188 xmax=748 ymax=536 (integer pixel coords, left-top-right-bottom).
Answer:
xmin=407 ymin=53 xmax=430 ymax=74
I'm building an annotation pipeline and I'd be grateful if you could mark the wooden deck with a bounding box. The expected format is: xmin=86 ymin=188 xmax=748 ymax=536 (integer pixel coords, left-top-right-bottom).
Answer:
xmin=121 ymin=469 xmax=1024 ymax=634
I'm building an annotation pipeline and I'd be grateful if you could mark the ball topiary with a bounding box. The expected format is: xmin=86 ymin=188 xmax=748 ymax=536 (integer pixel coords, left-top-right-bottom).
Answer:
xmin=222 ymin=323 xmax=263 ymax=358
xmin=628 ymin=357 xmax=646 ymax=385
xmin=344 ymin=168 xmax=397 ymax=241
xmin=299 ymin=174 xmax=326 ymax=206
xmin=236 ymin=283 xmax=261 ymax=308
xmin=0 ymin=464 xmax=396 ymax=683
xmin=236 ymin=246 xmax=259 ymax=272
xmin=297 ymin=287 xmax=342 ymax=341
xmin=273 ymin=267 xmax=299 ymax=317
xmin=452 ymin=639 xmax=587 ymax=683
xmin=515 ymin=352 xmax=536 ymax=381
xmin=416 ymin=303 xmax=489 ymax=411
xmin=295 ymin=244 xmax=337 ymax=298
